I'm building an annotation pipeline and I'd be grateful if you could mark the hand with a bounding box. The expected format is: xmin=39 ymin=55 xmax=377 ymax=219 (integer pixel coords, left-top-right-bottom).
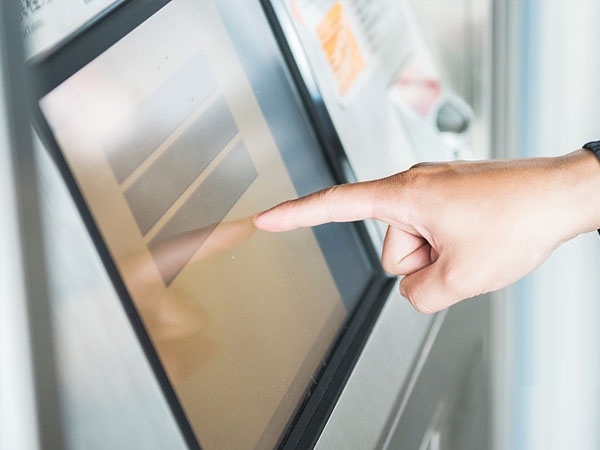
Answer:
xmin=254 ymin=150 xmax=600 ymax=313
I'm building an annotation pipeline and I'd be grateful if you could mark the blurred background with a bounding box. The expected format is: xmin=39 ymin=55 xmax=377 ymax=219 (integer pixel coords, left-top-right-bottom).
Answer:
xmin=416 ymin=2 xmax=600 ymax=449
xmin=1 ymin=1 xmax=599 ymax=449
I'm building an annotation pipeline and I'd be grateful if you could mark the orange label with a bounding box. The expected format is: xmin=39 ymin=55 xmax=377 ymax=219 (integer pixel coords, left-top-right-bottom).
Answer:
xmin=316 ymin=2 xmax=365 ymax=96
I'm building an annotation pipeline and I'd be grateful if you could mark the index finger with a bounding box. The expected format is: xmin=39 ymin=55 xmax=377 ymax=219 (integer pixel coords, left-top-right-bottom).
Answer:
xmin=253 ymin=180 xmax=387 ymax=232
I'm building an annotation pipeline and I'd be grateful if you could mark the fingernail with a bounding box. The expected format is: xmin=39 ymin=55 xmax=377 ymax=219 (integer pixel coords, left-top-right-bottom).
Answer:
xmin=253 ymin=211 xmax=271 ymax=229
xmin=252 ymin=213 xmax=263 ymax=226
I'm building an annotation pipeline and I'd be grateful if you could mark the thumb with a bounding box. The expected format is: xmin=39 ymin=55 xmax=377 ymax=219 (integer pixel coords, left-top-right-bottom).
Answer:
xmin=399 ymin=260 xmax=458 ymax=314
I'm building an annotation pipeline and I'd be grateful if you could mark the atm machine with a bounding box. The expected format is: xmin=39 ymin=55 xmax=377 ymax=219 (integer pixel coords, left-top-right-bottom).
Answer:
xmin=3 ymin=0 xmax=492 ymax=449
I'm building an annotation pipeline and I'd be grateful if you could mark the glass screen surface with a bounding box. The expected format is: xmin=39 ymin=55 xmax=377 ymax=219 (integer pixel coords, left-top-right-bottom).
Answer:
xmin=40 ymin=0 xmax=372 ymax=448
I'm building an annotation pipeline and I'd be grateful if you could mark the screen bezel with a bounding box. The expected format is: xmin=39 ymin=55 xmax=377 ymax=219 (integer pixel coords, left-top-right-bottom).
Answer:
xmin=28 ymin=1 xmax=395 ymax=448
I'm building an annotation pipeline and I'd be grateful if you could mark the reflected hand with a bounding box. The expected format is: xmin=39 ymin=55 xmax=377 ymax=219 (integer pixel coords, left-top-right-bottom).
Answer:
xmin=254 ymin=150 xmax=600 ymax=313
xmin=123 ymin=216 xmax=256 ymax=381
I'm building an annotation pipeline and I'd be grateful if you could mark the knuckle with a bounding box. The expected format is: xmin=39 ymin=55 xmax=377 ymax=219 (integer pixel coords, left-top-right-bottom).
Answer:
xmin=406 ymin=291 xmax=435 ymax=314
xmin=321 ymin=184 xmax=340 ymax=199
xmin=400 ymin=280 xmax=434 ymax=314
xmin=396 ymin=166 xmax=426 ymax=190
xmin=439 ymin=265 xmax=461 ymax=295
xmin=404 ymin=161 xmax=451 ymax=184
xmin=409 ymin=161 xmax=431 ymax=170
xmin=320 ymin=185 xmax=340 ymax=221
xmin=409 ymin=160 xmax=446 ymax=171
xmin=277 ymin=200 xmax=296 ymax=223
xmin=381 ymin=255 xmax=396 ymax=275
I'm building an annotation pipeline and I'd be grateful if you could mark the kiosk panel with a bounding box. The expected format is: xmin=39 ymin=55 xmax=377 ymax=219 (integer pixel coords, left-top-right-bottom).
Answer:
xmin=35 ymin=0 xmax=390 ymax=448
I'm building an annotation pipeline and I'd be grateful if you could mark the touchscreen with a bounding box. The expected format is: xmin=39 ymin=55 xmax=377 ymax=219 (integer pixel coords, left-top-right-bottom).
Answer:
xmin=39 ymin=0 xmax=369 ymax=448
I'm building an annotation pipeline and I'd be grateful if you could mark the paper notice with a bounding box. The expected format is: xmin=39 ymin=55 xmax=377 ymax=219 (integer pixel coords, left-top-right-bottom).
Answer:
xmin=315 ymin=2 xmax=365 ymax=96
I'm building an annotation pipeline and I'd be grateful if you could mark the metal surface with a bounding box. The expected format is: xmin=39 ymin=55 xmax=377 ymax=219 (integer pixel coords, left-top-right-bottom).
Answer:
xmin=315 ymin=287 xmax=435 ymax=450
xmin=384 ymin=300 xmax=490 ymax=450
xmin=0 ymin=26 xmax=40 ymax=450
xmin=0 ymin=1 xmax=63 ymax=448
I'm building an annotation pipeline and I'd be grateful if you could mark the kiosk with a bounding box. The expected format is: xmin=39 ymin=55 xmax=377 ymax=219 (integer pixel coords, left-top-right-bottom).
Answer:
xmin=5 ymin=0 xmax=492 ymax=448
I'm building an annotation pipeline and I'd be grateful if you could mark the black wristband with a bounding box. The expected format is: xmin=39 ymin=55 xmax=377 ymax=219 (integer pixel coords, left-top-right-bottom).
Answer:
xmin=583 ymin=140 xmax=600 ymax=159
xmin=582 ymin=141 xmax=600 ymax=236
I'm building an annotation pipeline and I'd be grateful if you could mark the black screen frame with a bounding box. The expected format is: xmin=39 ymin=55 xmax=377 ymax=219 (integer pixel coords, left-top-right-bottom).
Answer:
xmin=28 ymin=1 xmax=395 ymax=448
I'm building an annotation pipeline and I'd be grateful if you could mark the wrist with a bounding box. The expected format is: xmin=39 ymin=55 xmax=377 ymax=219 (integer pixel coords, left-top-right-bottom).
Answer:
xmin=558 ymin=149 xmax=600 ymax=239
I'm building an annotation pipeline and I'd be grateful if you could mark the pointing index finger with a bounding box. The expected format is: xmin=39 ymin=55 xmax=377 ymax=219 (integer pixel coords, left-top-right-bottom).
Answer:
xmin=253 ymin=180 xmax=387 ymax=232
